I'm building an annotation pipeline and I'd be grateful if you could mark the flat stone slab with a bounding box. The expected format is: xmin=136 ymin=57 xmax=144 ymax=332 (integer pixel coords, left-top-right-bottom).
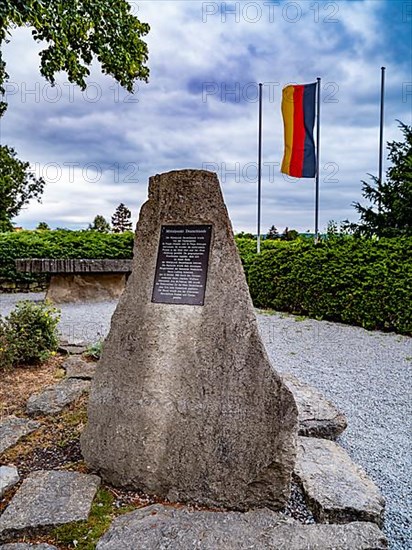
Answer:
xmin=58 ymin=340 xmax=88 ymax=355
xmin=0 ymin=470 xmax=100 ymax=542
xmin=62 ymin=356 xmax=96 ymax=380
xmin=0 ymin=467 xmax=19 ymax=497
xmin=26 ymin=379 xmax=90 ymax=416
xmin=283 ymin=373 xmax=347 ymax=439
xmin=0 ymin=417 xmax=40 ymax=455
xmin=96 ymin=504 xmax=387 ymax=550
xmin=0 ymin=544 xmax=58 ymax=549
xmin=295 ymin=437 xmax=385 ymax=526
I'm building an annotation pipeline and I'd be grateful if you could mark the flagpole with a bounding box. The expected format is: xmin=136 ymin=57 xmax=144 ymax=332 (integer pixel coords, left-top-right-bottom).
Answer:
xmin=257 ymin=82 xmax=263 ymax=253
xmin=315 ymin=77 xmax=321 ymax=241
xmin=378 ymin=66 xmax=386 ymax=213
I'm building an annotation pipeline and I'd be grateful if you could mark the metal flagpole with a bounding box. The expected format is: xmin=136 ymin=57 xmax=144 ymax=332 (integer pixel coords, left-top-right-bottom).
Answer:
xmin=315 ymin=77 xmax=321 ymax=241
xmin=378 ymin=67 xmax=386 ymax=213
xmin=257 ymin=82 xmax=263 ymax=253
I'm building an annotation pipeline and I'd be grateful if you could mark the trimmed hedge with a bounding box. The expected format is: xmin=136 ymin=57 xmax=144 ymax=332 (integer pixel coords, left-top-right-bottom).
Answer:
xmin=246 ymin=236 xmax=412 ymax=335
xmin=0 ymin=231 xmax=411 ymax=335
xmin=0 ymin=230 xmax=134 ymax=284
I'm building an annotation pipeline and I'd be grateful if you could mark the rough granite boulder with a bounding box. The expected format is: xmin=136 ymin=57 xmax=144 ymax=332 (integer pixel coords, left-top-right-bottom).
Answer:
xmin=295 ymin=437 xmax=385 ymax=526
xmin=282 ymin=373 xmax=347 ymax=439
xmin=81 ymin=169 xmax=298 ymax=511
xmin=26 ymin=378 xmax=90 ymax=416
xmin=96 ymin=504 xmax=388 ymax=550
xmin=0 ymin=470 xmax=100 ymax=542
xmin=0 ymin=417 xmax=40 ymax=455
xmin=0 ymin=467 xmax=20 ymax=498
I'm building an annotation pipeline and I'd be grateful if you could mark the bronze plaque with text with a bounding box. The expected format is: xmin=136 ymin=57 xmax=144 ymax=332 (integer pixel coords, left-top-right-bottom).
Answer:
xmin=152 ymin=225 xmax=212 ymax=306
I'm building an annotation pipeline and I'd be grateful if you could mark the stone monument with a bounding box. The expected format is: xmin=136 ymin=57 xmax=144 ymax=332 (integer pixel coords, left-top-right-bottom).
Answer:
xmin=81 ymin=169 xmax=298 ymax=510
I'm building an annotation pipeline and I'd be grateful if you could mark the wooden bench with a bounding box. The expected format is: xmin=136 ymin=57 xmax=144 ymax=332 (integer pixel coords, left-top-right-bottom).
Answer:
xmin=15 ymin=259 xmax=133 ymax=303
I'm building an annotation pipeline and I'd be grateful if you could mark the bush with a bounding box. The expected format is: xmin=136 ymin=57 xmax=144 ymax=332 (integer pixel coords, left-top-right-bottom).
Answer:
xmin=0 ymin=301 xmax=61 ymax=368
xmin=246 ymin=236 xmax=412 ymax=335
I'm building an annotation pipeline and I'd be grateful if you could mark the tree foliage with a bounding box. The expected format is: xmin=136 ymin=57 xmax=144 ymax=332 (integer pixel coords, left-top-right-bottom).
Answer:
xmin=111 ymin=203 xmax=132 ymax=233
xmin=36 ymin=221 xmax=50 ymax=230
xmin=266 ymin=225 xmax=279 ymax=239
xmin=0 ymin=0 xmax=150 ymax=116
xmin=0 ymin=145 xmax=45 ymax=230
xmin=281 ymin=227 xmax=299 ymax=241
xmin=348 ymin=121 xmax=412 ymax=237
xmin=88 ymin=214 xmax=111 ymax=233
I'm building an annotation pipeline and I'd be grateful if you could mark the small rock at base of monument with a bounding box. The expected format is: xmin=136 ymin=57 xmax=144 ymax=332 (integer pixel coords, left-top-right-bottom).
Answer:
xmin=0 ymin=470 xmax=100 ymax=542
xmin=0 ymin=417 xmax=40 ymax=455
xmin=282 ymin=373 xmax=347 ymax=439
xmin=62 ymin=356 xmax=96 ymax=380
xmin=81 ymin=169 xmax=298 ymax=511
xmin=58 ymin=340 xmax=88 ymax=355
xmin=0 ymin=467 xmax=20 ymax=497
xmin=294 ymin=437 xmax=385 ymax=526
xmin=96 ymin=504 xmax=387 ymax=550
xmin=26 ymin=378 xmax=90 ymax=416
xmin=0 ymin=545 xmax=58 ymax=550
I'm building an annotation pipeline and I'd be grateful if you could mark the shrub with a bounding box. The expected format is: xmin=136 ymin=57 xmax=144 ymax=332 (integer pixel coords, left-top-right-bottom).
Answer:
xmin=246 ymin=236 xmax=412 ymax=335
xmin=0 ymin=301 xmax=61 ymax=368
xmin=0 ymin=319 xmax=14 ymax=369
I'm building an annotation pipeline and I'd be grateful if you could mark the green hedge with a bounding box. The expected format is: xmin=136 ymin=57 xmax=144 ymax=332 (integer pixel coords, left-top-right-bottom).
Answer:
xmin=246 ymin=236 xmax=412 ymax=335
xmin=1 ymin=231 xmax=411 ymax=335
xmin=0 ymin=230 xmax=134 ymax=283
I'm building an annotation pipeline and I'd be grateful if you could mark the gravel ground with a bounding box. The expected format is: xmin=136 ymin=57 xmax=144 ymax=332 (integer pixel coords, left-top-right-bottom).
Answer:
xmin=259 ymin=311 xmax=412 ymax=550
xmin=0 ymin=292 xmax=115 ymax=344
xmin=1 ymin=293 xmax=411 ymax=549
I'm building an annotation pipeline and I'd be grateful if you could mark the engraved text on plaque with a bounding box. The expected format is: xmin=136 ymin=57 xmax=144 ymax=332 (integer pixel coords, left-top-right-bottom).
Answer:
xmin=152 ymin=225 xmax=212 ymax=305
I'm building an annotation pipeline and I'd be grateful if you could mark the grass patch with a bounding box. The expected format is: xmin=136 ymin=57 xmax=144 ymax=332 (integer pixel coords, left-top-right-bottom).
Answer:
xmin=52 ymin=487 xmax=135 ymax=550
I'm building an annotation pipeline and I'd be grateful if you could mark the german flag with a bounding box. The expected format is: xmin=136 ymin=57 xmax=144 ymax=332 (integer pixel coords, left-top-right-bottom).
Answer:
xmin=281 ymin=83 xmax=317 ymax=178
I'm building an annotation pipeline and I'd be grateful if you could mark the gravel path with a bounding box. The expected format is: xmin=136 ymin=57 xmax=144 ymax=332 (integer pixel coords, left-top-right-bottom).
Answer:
xmin=0 ymin=292 xmax=115 ymax=344
xmin=1 ymin=293 xmax=411 ymax=549
xmin=259 ymin=312 xmax=412 ymax=550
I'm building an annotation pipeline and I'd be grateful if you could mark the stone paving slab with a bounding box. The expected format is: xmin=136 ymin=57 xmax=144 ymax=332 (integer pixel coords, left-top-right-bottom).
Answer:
xmin=57 ymin=340 xmax=89 ymax=355
xmin=0 ymin=470 xmax=100 ymax=542
xmin=0 ymin=417 xmax=40 ymax=455
xmin=282 ymin=373 xmax=347 ymax=439
xmin=294 ymin=437 xmax=385 ymax=526
xmin=62 ymin=356 xmax=96 ymax=380
xmin=26 ymin=379 xmax=90 ymax=416
xmin=0 ymin=467 xmax=19 ymax=498
xmin=96 ymin=504 xmax=387 ymax=550
xmin=0 ymin=544 xmax=58 ymax=549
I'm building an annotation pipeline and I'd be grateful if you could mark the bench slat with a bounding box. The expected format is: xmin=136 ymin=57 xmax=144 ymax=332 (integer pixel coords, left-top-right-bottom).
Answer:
xmin=15 ymin=259 xmax=133 ymax=274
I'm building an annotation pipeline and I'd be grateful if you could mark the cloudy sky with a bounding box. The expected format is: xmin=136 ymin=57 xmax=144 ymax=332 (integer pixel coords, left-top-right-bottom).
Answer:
xmin=1 ymin=0 xmax=411 ymax=233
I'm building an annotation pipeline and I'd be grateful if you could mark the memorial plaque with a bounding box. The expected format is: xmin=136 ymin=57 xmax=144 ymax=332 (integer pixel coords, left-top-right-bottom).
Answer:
xmin=152 ymin=225 xmax=212 ymax=306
